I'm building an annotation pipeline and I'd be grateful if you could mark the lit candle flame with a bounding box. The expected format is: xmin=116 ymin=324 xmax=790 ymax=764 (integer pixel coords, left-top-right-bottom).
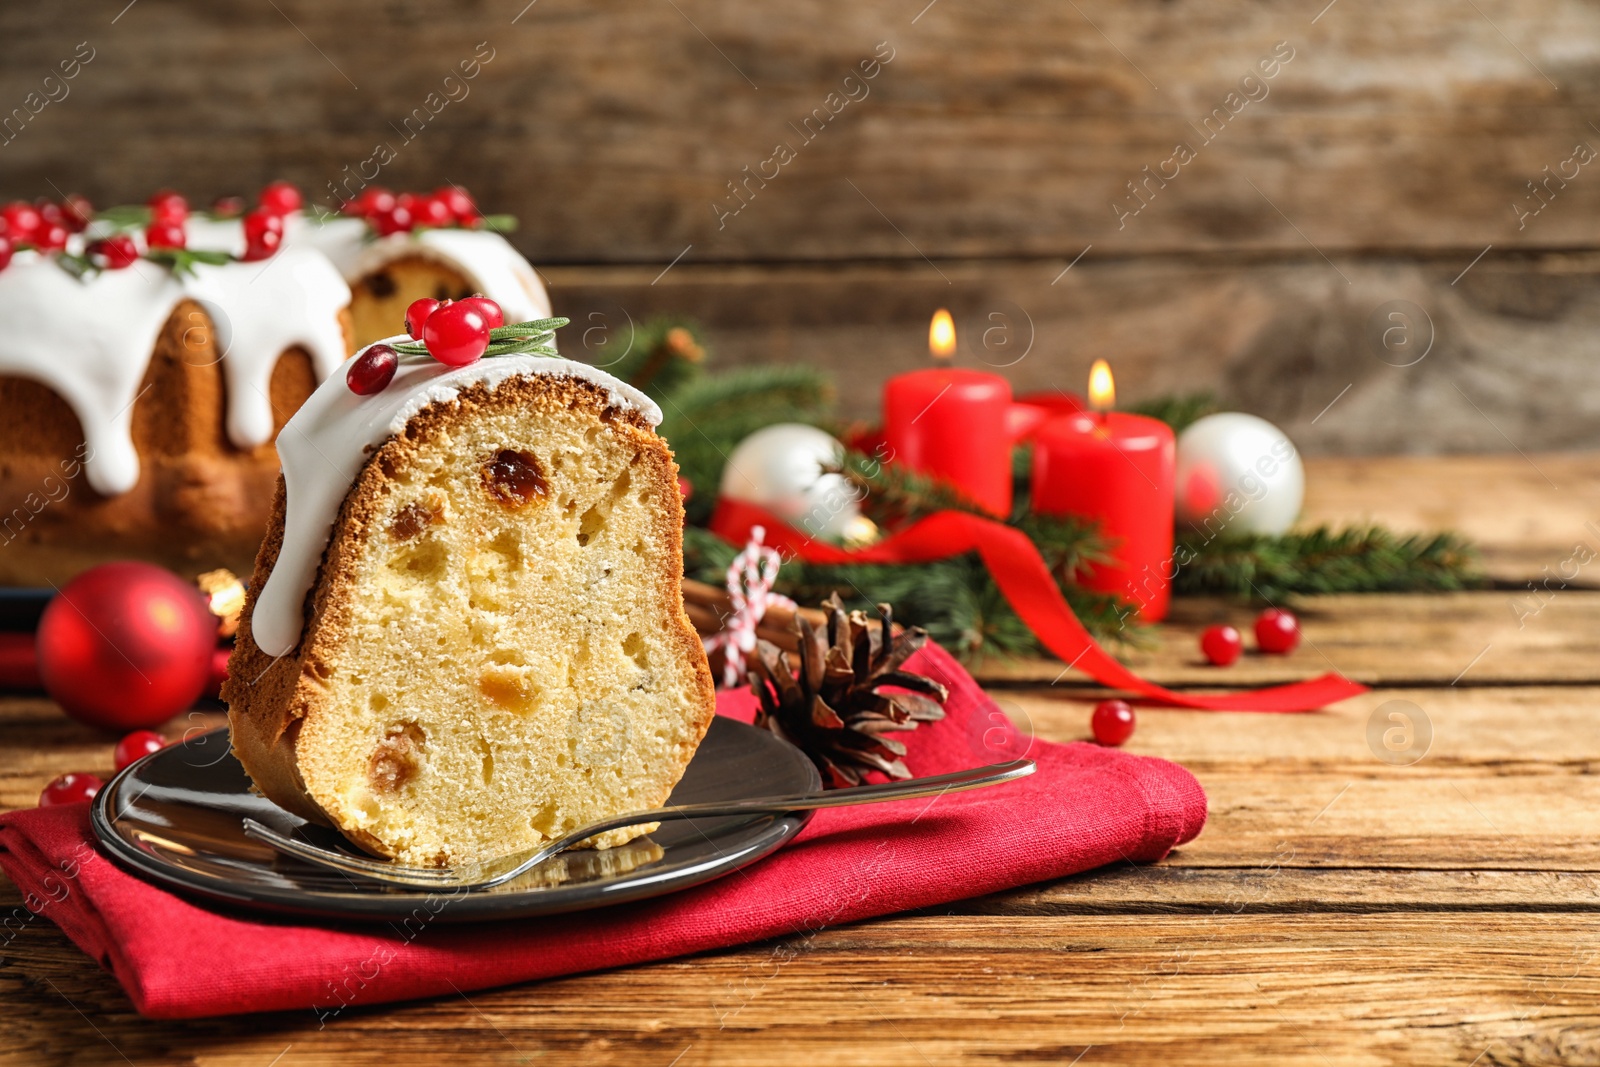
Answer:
xmin=1088 ymin=359 xmax=1115 ymax=411
xmin=929 ymin=309 xmax=956 ymax=361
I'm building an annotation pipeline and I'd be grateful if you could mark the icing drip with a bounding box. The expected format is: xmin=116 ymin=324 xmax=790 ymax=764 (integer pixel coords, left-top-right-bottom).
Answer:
xmin=0 ymin=249 xmax=351 ymax=496
xmin=289 ymin=216 xmax=552 ymax=322
xmin=0 ymin=253 xmax=185 ymax=495
xmin=251 ymin=339 xmax=661 ymax=658
xmin=183 ymin=248 xmax=351 ymax=448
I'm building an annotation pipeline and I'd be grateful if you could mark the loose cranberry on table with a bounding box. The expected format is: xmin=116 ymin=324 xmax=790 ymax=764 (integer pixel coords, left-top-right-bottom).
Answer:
xmin=1091 ymin=699 xmax=1136 ymax=746
xmin=114 ymin=730 xmax=166 ymax=771
xmin=148 ymin=190 xmax=188 ymax=225
xmin=422 ymin=300 xmax=492 ymax=366
xmin=1255 ymin=607 xmax=1301 ymax=654
xmin=90 ymin=235 xmax=140 ymax=269
xmin=347 ymin=344 xmax=399 ymax=395
xmin=405 ymin=297 xmax=443 ymax=338
xmin=39 ymin=772 xmax=103 ymax=807
xmin=1200 ymin=624 xmax=1243 ymax=666
xmin=458 ymin=295 xmax=504 ymax=329
xmin=146 ymin=221 xmax=187 ymax=250
xmin=258 ymin=180 xmax=303 ymax=216
xmin=241 ymin=208 xmax=284 ymax=262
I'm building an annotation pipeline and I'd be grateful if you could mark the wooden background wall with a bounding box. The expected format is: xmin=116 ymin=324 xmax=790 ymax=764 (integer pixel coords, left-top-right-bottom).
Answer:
xmin=3 ymin=0 xmax=1599 ymax=455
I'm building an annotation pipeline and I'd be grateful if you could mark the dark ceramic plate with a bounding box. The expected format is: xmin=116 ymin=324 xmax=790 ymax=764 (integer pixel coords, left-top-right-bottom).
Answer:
xmin=91 ymin=718 xmax=819 ymax=922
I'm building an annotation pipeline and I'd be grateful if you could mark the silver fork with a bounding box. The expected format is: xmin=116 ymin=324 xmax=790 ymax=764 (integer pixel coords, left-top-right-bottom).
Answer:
xmin=242 ymin=758 xmax=1035 ymax=891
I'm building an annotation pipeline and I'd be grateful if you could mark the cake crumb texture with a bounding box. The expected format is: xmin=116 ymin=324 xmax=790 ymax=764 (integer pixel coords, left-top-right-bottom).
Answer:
xmin=226 ymin=373 xmax=716 ymax=866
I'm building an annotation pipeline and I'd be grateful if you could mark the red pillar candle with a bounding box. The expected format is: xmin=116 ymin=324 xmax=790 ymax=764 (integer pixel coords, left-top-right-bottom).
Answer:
xmin=1030 ymin=361 xmax=1175 ymax=621
xmin=882 ymin=310 xmax=1016 ymax=516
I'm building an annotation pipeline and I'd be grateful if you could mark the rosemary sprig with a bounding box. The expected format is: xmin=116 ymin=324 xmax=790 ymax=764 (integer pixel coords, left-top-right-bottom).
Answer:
xmin=391 ymin=317 xmax=571 ymax=359
xmin=93 ymin=204 xmax=152 ymax=231
xmin=143 ymin=247 xmax=234 ymax=279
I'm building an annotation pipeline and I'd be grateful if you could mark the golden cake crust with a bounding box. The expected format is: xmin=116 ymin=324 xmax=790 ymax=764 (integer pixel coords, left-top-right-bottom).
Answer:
xmin=224 ymin=374 xmax=716 ymax=857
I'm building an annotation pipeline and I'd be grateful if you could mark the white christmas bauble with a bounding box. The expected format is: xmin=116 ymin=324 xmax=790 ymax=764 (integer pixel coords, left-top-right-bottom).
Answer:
xmin=719 ymin=424 xmax=862 ymax=541
xmin=1174 ymin=413 xmax=1304 ymax=537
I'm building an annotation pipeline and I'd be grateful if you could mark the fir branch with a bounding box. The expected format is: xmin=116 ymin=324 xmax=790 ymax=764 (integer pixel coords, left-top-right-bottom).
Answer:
xmin=833 ymin=447 xmax=991 ymax=522
xmin=1174 ymin=525 xmax=1484 ymax=601
xmin=391 ymin=318 xmax=569 ymax=359
xmin=592 ymin=315 xmax=708 ymax=400
xmin=1130 ymin=392 xmax=1221 ymax=434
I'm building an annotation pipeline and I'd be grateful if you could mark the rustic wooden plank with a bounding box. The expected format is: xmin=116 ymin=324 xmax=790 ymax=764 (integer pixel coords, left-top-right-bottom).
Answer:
xmin=2 ymin=911 xmax=1597 ymax=1065
xmin=963 ymin=866 xmax=1600 ymax=914
xmin=542 ymin=255 xmax=1600 ymax=454
xmin=3 ymin=0 xmax=1599 ymax=262
xmin=1301 ymin=453 xmax=1600 ymax=585
xmin=973 ymin=591 xmax=1600 ymax=687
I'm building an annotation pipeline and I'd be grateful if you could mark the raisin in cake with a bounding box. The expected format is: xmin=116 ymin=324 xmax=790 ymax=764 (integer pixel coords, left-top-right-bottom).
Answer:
xmin=224 ymin=336 xmax=716 ymax=866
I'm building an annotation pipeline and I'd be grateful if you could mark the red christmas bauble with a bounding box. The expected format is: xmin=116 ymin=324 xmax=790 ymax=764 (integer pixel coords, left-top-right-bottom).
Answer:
xmin=37 ymin=562 xmax=217 ymax=731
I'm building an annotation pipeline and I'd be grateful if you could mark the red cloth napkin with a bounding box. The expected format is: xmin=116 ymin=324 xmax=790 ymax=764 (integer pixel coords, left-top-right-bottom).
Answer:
xmin=0 ymin=643 xmax=1205 ymax=1019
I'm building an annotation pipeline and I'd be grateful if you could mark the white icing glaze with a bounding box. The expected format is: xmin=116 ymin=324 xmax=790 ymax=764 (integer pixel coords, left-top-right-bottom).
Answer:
xmin=289 ymin=215 xmax=552 ymax=322
xmin=182 ymin=248 xmax=352 ymax=449
xmin=0 ymin=247 xmax=350 ymax=495
xmin=251 ymin=338 xmax=661 ymax=658
xmin=0 ymin=252 xmax=186 ymax=495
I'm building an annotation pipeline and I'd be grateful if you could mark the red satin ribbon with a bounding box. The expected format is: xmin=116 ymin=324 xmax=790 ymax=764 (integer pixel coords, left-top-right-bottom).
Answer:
xmin=708 ymin=498 xmax=1368 ymax=712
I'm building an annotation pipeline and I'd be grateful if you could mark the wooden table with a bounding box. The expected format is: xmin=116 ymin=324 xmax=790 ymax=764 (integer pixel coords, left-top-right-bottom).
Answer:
xmin=3 ymin=453 xmax=1596 ymax=1065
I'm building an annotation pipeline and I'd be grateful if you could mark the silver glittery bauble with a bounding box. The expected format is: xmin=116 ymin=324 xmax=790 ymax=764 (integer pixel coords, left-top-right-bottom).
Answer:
xmin=1174 ymin=413 xmax=1305 ymax=537
xmin=719 ymin=424 xmax=862 ymax=541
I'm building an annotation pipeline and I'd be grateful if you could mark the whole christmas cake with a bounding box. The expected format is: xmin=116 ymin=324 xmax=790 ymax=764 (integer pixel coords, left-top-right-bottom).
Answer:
xmin=0 ymin=184 xmax=551 ymax=586
xmin=0 ymin=192 xmax=352 ymax=585
xmin=225 ymin=302 xmax=716 ymax=866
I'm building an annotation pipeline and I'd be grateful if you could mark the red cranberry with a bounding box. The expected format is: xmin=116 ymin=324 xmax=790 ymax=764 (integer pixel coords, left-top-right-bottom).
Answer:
xmin=2 ymin=201 xmax=41 ymax=243
xmin=1200 ymin=624 xmax=1243 ymax=667
xmin=35 ymin=200 xmax=64 ymax=227
xmin=240 ymin=208 xmax=284 ymax=262
xmin=211 ymin=195 xmax=246 ymax=218
xmin=90 ymin=235 xmax=140 ymax=269
xmin=373 ymin=203 xmax=414 ymax=236
xmin=422 ymin=300 xmax=492 ymax=366
xmin=39 ymin=772 xmax=103 ymax=807
xmin=395 ymin=192 xmax=418 ymax=211
xmin=258 ymin=180 xmax=303 ymax=215
xmin=347 ymin=186 xmax=396 ymax=218
xmin=148 ymin=190 xmax=188 ymax=225
xmin=146 ymin=221 xmax=187 ymax=250
xmin=1255 ymin=608 xmax=1301 ymax=654
xmin=434 ymin=185 xmax=478 ymax=224
xmin=0 ymin=235 xmax=12 ymax=271
xmin=114 ymin=730 xmax=165 ymax=771
xmin=405 ymin=297 xmax=442 ymax=339
xmin=677 ymin=476 xmax=693 ymax=500
xmin=62 ymin=194 xmax=94 ymax=232
xmin=347 ymin=344 xmax=399 ymax=395
xmin=1091 ymin=699 xmax=1136 ymax=746
xmin=34 ymin=222 xmax=68 ymax=251
xmin=413 ymin=194 xmax=453 ymax=228
xmin=458 ymin=295 xmax=504 ymax=329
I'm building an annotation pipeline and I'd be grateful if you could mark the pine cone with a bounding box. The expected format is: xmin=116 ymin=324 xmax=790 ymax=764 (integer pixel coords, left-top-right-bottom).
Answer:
xmin=750 ymin=593 xmax=948 ymax=786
